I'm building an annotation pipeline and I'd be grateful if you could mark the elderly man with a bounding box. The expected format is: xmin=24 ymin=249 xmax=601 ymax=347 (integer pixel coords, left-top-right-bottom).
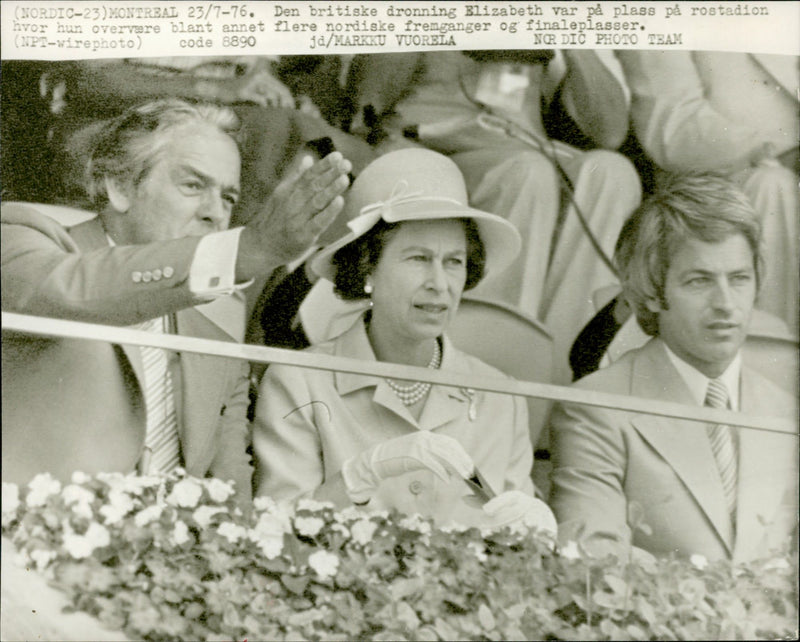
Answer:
xmin=1 ymin=99 xmax=351 ymax=505
xmin=549 ymin=173 xmax=798 ymax=563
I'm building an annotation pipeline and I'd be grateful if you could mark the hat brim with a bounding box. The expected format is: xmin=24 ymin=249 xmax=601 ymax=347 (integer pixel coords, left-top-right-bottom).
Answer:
xmin=310 ymin=199 xmax=522 ymax=284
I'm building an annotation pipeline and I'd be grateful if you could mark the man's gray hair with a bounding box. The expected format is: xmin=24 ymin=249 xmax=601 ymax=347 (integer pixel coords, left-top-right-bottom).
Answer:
xmin=615 ymin=172 xmax=764 ymax=337
xmin=84 ymin=98 xmax=240 ymax=208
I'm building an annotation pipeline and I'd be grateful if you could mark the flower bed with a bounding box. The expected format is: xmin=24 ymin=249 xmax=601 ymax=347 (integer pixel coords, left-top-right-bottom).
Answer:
xmin=2 ymin=471 xmax=797 ymax=641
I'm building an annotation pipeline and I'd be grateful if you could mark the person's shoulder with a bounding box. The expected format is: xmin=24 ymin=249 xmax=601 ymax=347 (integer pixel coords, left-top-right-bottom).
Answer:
xmin=742 ymin=365 xmax=798 ymax=417
xmin=444 ymin=341 xmax=513 ymax=381
xmin=572 ymin=342 xmax=645 ymax=393
xmin=2 ymin=201 xmax=96 ymax=226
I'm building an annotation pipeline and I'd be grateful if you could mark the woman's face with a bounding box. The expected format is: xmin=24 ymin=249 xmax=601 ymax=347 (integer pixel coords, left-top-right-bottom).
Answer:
xmin=368 ymin=219 xmax=468 ymax=344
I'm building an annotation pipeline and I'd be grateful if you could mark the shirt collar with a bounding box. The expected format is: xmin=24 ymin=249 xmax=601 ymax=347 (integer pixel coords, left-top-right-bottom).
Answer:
xmin=663 ymin=343 xmax=741 ymax=410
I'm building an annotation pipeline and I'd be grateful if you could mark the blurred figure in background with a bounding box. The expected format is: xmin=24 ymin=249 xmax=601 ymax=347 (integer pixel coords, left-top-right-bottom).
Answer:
xmin=618 ymin=51 xmax=799 ymax=331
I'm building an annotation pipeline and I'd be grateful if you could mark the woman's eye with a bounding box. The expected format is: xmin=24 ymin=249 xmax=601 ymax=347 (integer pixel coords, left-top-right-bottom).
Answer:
xmin=182 ymin=181 xmax=203 ymax=192
xmin=409 ymin=255 xmax=428 ymax=262
xmin=686 ymin=277 xmax=710 ymax=287
xmin=446 ymin=257 xmax=465 ymax=267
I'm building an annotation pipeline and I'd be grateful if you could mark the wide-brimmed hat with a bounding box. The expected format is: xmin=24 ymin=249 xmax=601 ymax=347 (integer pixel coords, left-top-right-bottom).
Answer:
xmin=311 ymin=148 xmax=522 ymax=283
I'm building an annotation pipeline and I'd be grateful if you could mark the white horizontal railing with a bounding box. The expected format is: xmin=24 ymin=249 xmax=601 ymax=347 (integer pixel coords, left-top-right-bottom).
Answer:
xmin=2 ymin=311 xmax=796 ymax=437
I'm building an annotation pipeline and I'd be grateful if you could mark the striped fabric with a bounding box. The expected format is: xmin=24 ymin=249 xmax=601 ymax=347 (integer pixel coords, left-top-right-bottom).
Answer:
xmin=137 ymin=317 xmax=181 ymax=474
xmin=704 ymin=378 xmax=738 ymax=519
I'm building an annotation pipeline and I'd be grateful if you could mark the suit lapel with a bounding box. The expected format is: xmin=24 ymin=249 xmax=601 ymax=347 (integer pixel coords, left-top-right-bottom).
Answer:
xmin=733 ymin=369 xmax=797 ymax=562
xmin=174 ymin=307 xmax=241 ymax=474
xmin=68 ymin=217 xmax=145 ymax=385
xmin=629 ymin=340 xmax=735 ymax=553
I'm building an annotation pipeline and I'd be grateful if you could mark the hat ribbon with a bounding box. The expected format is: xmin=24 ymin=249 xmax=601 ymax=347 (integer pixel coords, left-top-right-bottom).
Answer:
xmin=347 ymin=180 xmax=463 ymax=237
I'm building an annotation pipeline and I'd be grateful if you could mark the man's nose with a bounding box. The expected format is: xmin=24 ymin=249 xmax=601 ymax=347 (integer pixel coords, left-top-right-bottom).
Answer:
xmin=710 ymin=280 xmax=735 ymax=311
xmin=200 ymin=193 xmax=229 ymax=229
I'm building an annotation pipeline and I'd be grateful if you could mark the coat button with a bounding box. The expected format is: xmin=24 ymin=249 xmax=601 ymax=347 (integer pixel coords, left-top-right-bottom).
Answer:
xmin=152 ymin=268 xmax=162 ymax=281
xmin=163 ymin=266 xmax=174 ymax=279
xmin=142 ymin=270 xmax=153 ymax=283
xmin=409 ymin=480 xmax=424 ymax=495
xmin=132 ymin=271 xmax=143 ymax=283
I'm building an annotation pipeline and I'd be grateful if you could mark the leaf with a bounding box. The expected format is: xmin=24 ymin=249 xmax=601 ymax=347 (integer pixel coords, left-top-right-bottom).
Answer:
xmin=282 ymin=574 xmax=310 ymax=595
xmin=604 ymin=573 xmax=628 ymax=597
xmin=395 ymin=600 xmax=420 ymax=631
xmin=478 ymin=604 xmax=496 ymax=631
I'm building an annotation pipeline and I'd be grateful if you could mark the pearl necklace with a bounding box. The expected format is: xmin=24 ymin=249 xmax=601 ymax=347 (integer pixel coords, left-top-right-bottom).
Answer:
xmin=386 ymin=340 xmax=442 ymax=405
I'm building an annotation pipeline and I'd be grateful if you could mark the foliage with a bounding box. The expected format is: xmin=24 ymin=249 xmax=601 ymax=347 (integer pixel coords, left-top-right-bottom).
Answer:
xmin=2 ymin=472 xmax=797 ymax=641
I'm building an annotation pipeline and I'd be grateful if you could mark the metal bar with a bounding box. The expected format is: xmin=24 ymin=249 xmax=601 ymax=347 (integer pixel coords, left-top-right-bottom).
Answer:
xmin=2 ymin=311 xmax=796 ymax=436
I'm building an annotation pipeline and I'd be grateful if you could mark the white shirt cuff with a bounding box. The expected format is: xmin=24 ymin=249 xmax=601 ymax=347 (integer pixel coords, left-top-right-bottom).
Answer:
xmin=189 ymin=227 xmax=253 ymax=297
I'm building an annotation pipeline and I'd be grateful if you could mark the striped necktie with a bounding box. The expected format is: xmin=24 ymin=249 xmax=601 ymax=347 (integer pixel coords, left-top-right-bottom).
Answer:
xmin=137 ymin=316 xmax=181 ymax=474
xmin=704 ymin=378 xmax=738 ymax=519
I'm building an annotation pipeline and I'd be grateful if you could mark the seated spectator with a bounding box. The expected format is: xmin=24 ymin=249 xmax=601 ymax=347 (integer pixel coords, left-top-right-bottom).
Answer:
xmin=617 ymin=51 xmax=799 ymax=331
xmin=549 ymin=173 xmax=798 ymax=563
xmin=253 ymin=148 xmax=556 ymax=534
xmin=38 ymin=56 xmax=375 ymax=227
xmin=348 ymin=50 xmax=642 ymax=384
xmin=1 ymin=99 xmax=351 ymax=508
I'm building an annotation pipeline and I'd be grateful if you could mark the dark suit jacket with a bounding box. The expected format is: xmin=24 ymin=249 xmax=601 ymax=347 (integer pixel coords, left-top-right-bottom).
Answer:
xmin=1 ymin=202 xmax=252 ymax=504
xmin=549 ymin=337 xmax=798 ymax=563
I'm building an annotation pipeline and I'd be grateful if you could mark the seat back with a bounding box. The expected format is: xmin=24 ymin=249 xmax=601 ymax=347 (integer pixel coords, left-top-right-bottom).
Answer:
xmin=449 ymin=294 xmax=554 ymax=450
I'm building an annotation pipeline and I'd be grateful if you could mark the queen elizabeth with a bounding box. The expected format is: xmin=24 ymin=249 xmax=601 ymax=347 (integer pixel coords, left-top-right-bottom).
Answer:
xmin=253 ymin=148 xmax=555 ymax=533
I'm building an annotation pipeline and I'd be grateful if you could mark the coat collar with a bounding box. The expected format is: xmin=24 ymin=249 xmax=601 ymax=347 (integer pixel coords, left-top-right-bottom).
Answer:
xmin=332 ymin=317 xmax=475 ymax=430
xmin=628 ymin=339 xmax=736 ymax=552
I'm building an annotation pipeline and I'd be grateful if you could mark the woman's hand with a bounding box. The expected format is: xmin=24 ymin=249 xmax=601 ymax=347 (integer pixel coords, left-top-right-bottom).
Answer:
xmin=483 ymin=490 xmax=557 ymax=536
xmin=341 ymin=432 xmax=474 ymax=504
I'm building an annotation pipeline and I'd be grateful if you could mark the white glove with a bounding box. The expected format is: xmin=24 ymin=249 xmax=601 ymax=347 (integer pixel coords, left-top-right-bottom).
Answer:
xmin=341 ymin=432 xmax=474 ymax=504
xmin=483 ymin=490 xmax=558 ymax=536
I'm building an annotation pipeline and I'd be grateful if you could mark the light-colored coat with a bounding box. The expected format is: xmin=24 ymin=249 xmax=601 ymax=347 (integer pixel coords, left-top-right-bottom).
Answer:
xmin=549 ymin=338 xmax=797 ymax=563
xmin=1 ymin=203 xmax=252 ymax=503
xmin=253 ymin=318 xmax=534 ymax=524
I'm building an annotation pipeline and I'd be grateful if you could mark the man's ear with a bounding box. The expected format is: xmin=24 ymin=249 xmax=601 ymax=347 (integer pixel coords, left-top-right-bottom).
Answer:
xmin=104 ymin=177 xmax=132 ymax=214
xmin=644 ymin=297 xmax=662 ymax=314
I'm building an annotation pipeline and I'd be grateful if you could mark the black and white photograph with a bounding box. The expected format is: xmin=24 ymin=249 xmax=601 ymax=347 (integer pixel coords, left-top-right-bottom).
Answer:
xmin=1 ymin=2 xmax=798 ymax=640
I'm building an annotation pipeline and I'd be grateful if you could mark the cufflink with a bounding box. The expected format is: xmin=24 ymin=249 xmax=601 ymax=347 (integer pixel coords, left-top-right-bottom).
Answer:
xmin=152 ymin=268 xmax=163 ymax=281
xmin=163 ymin=266 xmax=174 ymax=279
xmin=132 ymin=271 xmax=143 ymax=283
xmin=142 ymin=270 xmax=153 ymax=283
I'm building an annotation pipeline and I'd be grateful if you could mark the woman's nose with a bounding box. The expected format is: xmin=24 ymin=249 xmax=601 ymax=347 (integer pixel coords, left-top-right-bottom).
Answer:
xmin=426 ymin=261 xmax=448 ymax=291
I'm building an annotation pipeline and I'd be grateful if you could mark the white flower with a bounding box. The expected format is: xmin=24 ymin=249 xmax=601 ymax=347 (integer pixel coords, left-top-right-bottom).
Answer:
xmin=253 ymin=495 xmax=278 ymax=512
xmin=330 ymin=523 xmax=350 ymax=537
xmin=399 ymin=514 xmax=432 ymax=536
xmin=350 ymin=518 xmax=378 ymax=545
xmin=308 ymin=550 xmax=339 ymax=581
xmin=134 ymin=504 xmax=164 ymax=527
xmin=249 ymin=513 xmax=287 ymax=559
xmin=467 ymin=541 xmax=488 ymax=562
xmin=690 ymin=554 xmax=709 ymax=570
xmin=296 ymin=498 xmax=334 ymax=512
xmin=334 ymin=506 xmax=363 ymax=523
xmin=62 ymin=484 xmax=96 ymax=516
xmin=70 ymin=471 xmax=92 ymax=485
xmin=205 ymin=478 xmax=235 ymax=503
xmin=559 ymin=540 xmax=582 ymax=560
xmin=172 ymin=520 xmax=191 ymax=546
xmin=166 ymin=478 xmax=203 ymax=508
xmin=63 ymin=522 xmax=111 ymax=559
xmin=193 ymin=505 xmax=227 ymax=528
xmin=30 ymin=549 xmax=57 ymax=570
xmin=2 ymin=483 xmax=20 ymax=524
xmin=218 ymin=521 xmax=247 ymax=544
xmin=26 ymin=473 xmax=62 ymax=507
xmin=294 ymin=516 xmax=325 ymax=537
xmin=99 ymin=490 xmax=136 ymax=525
